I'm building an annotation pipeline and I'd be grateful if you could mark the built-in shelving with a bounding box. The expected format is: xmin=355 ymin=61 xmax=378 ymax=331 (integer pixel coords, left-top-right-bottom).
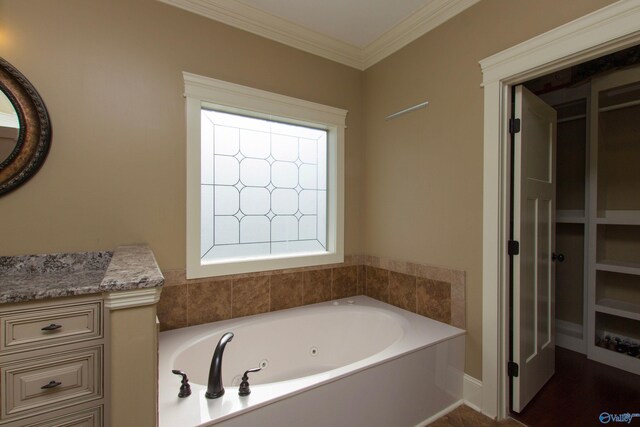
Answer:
xmin=595 ymin=260 xmax=640 ymax=276
xmin=587 ymin=66 xmax=640 ymax=376
xmin=595 ymin=210 xmax=640 ymax=225
xmin=590 ymin=345 xmax=640 ymax=376
xmin=595 ymin=298 xmax=640 ymax=321
xmin=557 ymin=210 xmax=586 ymax=224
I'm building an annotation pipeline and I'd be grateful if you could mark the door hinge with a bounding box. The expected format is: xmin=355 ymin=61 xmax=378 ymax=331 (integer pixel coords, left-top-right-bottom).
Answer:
xmin=509 ymin=118 xmax=521 ymax=134
xmin=508 ymin=240 xmax=520 ymax=256
xmin=508 ymin=361 xmax=519 ymax=377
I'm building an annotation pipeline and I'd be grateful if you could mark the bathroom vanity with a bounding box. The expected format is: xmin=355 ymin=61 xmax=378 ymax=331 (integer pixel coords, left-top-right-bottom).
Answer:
xmin=0 ymin=245 xmax=163 ymax=427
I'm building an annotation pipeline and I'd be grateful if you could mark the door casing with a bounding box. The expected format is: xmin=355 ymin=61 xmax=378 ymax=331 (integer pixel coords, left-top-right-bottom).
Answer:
xmin=479 ymin=1 xmax=640 ymax=420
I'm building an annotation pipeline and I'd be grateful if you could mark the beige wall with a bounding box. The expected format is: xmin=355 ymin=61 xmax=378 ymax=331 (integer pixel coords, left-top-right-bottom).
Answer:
xmin=0 ymin=0 xmax=620 ymax=383
xmin=362 ymin=0 xmax=615 ymax=379
xmin=0 ymin=0 xmax=364 ymax=268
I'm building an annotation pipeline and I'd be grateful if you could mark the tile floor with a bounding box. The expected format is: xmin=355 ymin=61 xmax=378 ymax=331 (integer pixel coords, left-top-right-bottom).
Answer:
xmin=428 ymin=405 xmax=526 ymax=427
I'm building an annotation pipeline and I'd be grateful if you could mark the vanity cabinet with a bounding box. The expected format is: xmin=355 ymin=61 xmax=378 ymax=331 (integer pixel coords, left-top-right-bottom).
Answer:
xmin=0 ymin=245 xmax=163 ymax=427
xmin=0 ymin=296 xmax=107 ymax=427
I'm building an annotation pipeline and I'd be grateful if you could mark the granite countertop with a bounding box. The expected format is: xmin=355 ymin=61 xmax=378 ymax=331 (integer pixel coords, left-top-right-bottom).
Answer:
xmin=0 ymin=245 xmax=164 ymax=304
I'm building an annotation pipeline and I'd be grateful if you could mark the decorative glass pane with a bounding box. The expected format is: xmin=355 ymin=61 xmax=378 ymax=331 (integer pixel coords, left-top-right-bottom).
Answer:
xmin=215 ymin=216 xmax=239 ymax=245
xmin=214 ymin=126 xmax=239 ymax=155
xmin=299 ymin=164 xmax=317 ymax=189
xmin=201 ymin=108 xmax=329 ymax=261
xmin=272 ymin=189 xmax=298 ymax=215
xmin=201 ymin=186 xmax=214 ymax=256
xmin=272 ymin=134 xmax=298 ymax=161
xmin=240 ymin=216 xmax=270 ymax=243
xmin=299 ymin=215 xmax=317 ymax=240
xmin=215 ymin=156 xmax=239 ymax=185
xmin=240 ymin=188 xmax=270 ymax=215
xmin=299 ymin=138 xmax=317 ymax=163
xmin=240 ymin=159 xmax=270 ymax=187
xmin=271 ymin=161 xmax=298 ymax=188
xmin=299 ymin=190 xmax=316 ymax=214
xmin=317 ymin=190 xmax=327 ymax=247
xmin=317 ymin=137 xmax=327 ymax=190
xmin=201 ymin=115 xmax=214 ymax=184
xmin=271 ymin=216 xmax=298 ymax=241
xmin=214 ymin=186 xmax=239 ymax=215
xmin=240 ymin=129 xmax=270 ymax=158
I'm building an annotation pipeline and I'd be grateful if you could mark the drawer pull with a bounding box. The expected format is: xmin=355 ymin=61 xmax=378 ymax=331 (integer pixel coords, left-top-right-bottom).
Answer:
xmin=41 ymin=323 xmax=63 ymax=331
xmin=41 ymin=380 xmax=62 ymax=389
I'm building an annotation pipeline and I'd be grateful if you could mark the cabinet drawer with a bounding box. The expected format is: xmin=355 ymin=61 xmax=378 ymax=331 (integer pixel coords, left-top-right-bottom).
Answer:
xmin=26 ymin=406 xmax=102 ymax=427
xmin=0 ymin=302 xmax=101 ymax=354
xmin=1 ymin=347 xmax=102 ymax=421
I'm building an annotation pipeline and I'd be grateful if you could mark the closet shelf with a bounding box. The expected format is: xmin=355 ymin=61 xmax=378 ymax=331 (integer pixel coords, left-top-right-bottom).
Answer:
xmin=595 ymin=298 xmax=640 ymax=321
xmin=595 ymin=260 xmax=640 ymax=276
xmin=590 ymin=346 xmax=640 ymax=375
xmin=596 ymin=210 xmax=640 ymax=225
xmin=556 ymin=210 xmax=585 ymax=224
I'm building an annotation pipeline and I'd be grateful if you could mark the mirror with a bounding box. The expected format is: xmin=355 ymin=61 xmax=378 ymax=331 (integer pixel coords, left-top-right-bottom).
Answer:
xmin=0 ymin=89 xmax=19 ymax=164
xmin=0 ymin=57 xmax=51 ymax=196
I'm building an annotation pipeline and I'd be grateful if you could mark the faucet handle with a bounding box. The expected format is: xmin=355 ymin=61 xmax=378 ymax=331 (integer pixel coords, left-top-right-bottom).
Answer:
xmin=172 ymin=369 xmax=192 ymax=398
xmin=238 ymin=367 xmax=262 ymax=397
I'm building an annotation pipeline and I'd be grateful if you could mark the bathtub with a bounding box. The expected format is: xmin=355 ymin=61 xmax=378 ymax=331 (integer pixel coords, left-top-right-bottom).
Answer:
xmin=158 ymin=296 xmax=465 ymax=427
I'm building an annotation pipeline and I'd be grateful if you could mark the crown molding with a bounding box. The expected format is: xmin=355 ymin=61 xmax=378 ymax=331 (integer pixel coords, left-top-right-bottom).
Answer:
xmin=158 ymin=0 xmax=478 ymax=70
xmin=157 ymin=0 xmax=364 ymax=69
xmin=362 ymin=0 xmax=480 ymax=69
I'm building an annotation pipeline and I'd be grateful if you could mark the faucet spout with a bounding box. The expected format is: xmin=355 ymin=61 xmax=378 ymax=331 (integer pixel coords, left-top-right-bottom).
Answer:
xmin=205 ymin=332 xmax=234 ymax=399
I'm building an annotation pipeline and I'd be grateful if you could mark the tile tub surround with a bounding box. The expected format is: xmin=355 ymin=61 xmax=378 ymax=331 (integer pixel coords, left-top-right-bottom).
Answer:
xmin=0 ymin=245 xmax=165 ymax=304
xmin=157 ymin=255 xmax=465 ymax=331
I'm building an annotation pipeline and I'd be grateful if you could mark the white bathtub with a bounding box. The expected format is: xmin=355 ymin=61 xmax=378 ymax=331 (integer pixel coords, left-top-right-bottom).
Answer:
xmin=159 ymin=296 xmax=465 ymax=427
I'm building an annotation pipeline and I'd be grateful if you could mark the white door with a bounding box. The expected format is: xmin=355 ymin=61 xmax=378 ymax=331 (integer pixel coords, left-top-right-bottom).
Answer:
xmin=512 ymin=85 xmax=557 ymax=413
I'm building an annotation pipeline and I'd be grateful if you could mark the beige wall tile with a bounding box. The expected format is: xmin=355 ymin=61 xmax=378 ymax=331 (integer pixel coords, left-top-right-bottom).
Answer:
xmin=388 ymin=271 xmax=416 ymax=312
xmin=417 ymin=278 xmax=451 ymax=324
xmin=364 ymin=255 xmax=381 ymax=268
xmin=380 ymin=258 xmax=416 ymax=276
xmin=232 ymin=276 xmax=270 ymax=318
xmin=365 ymin=266 xmax=389 ymax=303
xmin=156 ymin=285 xmax=187 ymax=331
xmin=303 ymin=269 xmax=332 ymax=305
xmin=451 ymin=281 xmax=466 ymax=329
xmin=415 ymin=264 xmax=453 ymax=283
xmin=332 ymin=266 xmax=358 ymax=299
xmin=187 ymin=280 xmax=231 ymax=326
xmin=270 ymin=272 xmax=303 ymax=311
xmin=161 ymin=269 xmax=185 ymax=287
xmin=357 ymin=264 xmax=365 ymax=295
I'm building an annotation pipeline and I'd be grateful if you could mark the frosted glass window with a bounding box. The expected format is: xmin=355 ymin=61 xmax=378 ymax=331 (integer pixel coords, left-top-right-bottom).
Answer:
xmin=200 ymin=109 xmax=328 ymax=262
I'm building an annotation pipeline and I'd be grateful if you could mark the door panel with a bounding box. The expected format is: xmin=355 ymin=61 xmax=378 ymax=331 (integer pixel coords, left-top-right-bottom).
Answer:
xmin=512 ymin=85 xmax=557 ymax=413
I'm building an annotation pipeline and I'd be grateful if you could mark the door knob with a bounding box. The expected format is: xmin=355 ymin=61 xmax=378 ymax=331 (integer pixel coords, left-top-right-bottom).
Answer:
xmin=552 ymin=253 xmax=565 ymax=262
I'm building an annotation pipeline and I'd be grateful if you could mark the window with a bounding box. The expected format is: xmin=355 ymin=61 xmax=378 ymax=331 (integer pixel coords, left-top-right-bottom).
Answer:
xmin=184 ymin=73 xmax=346 ymax=278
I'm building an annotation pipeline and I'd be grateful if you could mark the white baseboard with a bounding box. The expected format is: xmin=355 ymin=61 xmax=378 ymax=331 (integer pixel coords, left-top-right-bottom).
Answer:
xmin=556 ymin=319 xmax=585 ymax=354
xmin=463 ymin=374 xmax=483 ymax=412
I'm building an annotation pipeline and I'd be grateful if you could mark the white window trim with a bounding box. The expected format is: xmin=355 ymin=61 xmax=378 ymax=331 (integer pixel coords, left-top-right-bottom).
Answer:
xmin=184 ymin=72 xmax=347 ymax=279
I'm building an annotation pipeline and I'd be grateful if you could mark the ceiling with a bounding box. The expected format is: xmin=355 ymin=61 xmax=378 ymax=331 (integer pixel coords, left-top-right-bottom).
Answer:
xmin=159 ymin=0 xmax=479 ymax=70
xmin=239 ymin=0 xmax=431 ymax=48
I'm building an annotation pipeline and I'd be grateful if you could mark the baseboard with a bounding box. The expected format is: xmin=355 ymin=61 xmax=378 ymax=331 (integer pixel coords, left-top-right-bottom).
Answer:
xmin=413 ymin=375 xmax=482 ymax=426
xmin=413 ymin=400 xmax=464 ymax=427
xmin=556 ymin=319 xmax=585 ymax=354
xmin=463 ymin=374 xmax=483 ymax=412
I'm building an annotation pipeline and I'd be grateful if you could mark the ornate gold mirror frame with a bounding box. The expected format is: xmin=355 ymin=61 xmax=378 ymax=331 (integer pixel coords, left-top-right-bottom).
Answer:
xmin=0 ymin=57 xmax=51 ymax=196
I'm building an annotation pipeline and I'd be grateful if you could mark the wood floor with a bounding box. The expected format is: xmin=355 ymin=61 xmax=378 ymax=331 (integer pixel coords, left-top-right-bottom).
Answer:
xmin=510 ymin=347 xmax=640 ymax=427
